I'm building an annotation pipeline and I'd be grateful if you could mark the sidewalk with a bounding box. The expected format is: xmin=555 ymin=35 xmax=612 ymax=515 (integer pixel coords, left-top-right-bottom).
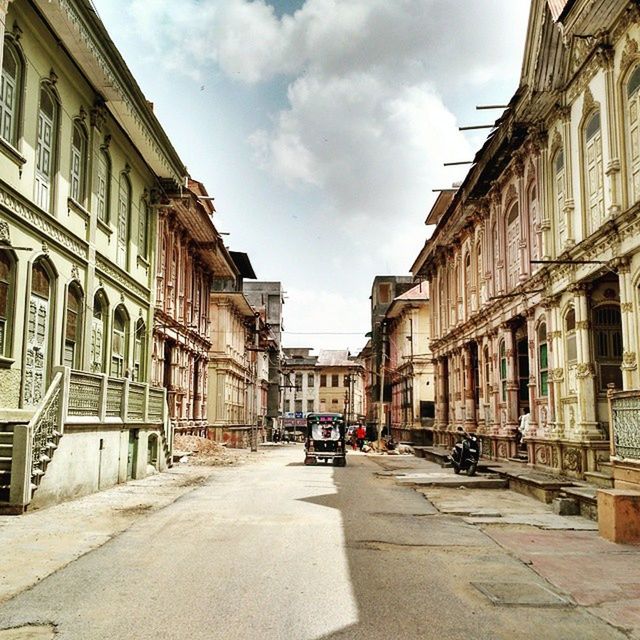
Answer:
xmin=0 ymin=465 xmax=221 ymax=606
xmin=378 ymin=453 xmax=640 ymax=639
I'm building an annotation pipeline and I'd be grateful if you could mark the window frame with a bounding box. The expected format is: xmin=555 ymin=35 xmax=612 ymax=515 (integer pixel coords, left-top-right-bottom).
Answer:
xmin=63 ymin=281 xmax=84 ymax=369
xmin=116 ymin=173 xmax=131 ymax=269
xmin=538 ymin=322 xmax=548 ymax=397
xmin=96 ymin=149 xmax=111 ymax=224
xmin=35 ymin=83 xmax=59 ymax=213
xmin=69 ymin=120 xmax=88 ymax=206
xmin=0 ymin=247 xmax=16 ymax=358
xmin=0 ymin=37 xmax=24 ymax=149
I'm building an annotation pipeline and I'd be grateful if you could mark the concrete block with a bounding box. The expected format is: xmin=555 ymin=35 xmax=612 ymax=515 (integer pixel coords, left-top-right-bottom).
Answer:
xmin=552 ymin=497 xmax=580 ymax=516
xmin=597 ymin=489 xmax=640 ymax=544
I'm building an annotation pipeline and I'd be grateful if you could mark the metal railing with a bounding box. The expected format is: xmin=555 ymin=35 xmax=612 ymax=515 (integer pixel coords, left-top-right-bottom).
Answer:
xmin=608 ymin=388 xmax=640 ymax=461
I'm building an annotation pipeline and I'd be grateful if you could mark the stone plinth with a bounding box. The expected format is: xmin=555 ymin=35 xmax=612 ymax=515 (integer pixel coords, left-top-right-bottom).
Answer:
xmin=597 ymin=489 xmax=640 ymax=544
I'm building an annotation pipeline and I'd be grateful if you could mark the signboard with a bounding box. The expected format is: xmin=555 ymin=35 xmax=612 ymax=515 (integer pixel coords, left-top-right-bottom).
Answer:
xmin=294 ymin=412 xmax=303 ymax=419
xmin=283 ymin=418 xmax=306 ymax=428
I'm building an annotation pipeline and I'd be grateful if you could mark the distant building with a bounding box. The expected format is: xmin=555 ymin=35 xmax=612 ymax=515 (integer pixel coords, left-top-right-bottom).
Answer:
xmin=365 ymin=276 xmax=414 ymax=435
xmin=317 ymin=350 xmax=364 ymax=423
xmin=384 ymin=282 xmax=434 ymax=443
xmin=243 ymin=282 xmax=284 ymax=431
xmin=282 ymin=348 xmax=319 ymax=434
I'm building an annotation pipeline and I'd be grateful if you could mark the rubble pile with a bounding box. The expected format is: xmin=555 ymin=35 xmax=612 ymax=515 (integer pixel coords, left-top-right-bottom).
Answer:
xmin=174 ymin=435 xmax=244 ymax=467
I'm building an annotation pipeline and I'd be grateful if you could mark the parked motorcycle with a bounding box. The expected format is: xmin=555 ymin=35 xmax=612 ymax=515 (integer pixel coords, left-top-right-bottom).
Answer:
xmin=450 ymin=428 xmax=481 ymax=476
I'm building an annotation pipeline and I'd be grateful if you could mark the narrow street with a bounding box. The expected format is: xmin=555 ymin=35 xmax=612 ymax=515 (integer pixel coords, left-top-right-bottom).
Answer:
xmin=0 ymin=447 xmax=633 ymax=640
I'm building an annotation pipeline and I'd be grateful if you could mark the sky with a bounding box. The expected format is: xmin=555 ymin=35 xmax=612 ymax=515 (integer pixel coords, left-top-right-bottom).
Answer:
xmin=91 ymin=0 xmax=531 ymax=354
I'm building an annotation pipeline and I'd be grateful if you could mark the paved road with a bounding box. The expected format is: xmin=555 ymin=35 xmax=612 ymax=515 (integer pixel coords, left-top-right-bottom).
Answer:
xmin=0 ymin=446 xmax=629 ymax=639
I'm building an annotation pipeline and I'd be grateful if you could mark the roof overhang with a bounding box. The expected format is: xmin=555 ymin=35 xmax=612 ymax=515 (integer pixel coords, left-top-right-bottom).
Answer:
xmin=34 ymin=0 xmax=187 ymax=183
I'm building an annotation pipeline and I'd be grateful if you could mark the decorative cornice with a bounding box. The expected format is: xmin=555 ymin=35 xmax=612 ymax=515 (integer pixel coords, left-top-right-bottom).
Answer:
xmin=0 ymin=183 xmax=88 ymax=258
xmin=96 ymin=253 xmax=150 ymax=304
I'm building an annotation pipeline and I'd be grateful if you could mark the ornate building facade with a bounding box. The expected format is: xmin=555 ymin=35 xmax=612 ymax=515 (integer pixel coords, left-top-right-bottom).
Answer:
xmin=0 ymin=0 xmax=188 ymax=509
xmin=412 ymin=0 xmax=640 ymax=480
xmin=152 ymin=179 xmax=237 ymax=436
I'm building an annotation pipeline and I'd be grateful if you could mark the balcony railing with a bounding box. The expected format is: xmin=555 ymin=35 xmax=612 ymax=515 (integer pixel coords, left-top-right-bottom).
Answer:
xmin=608 ymin=388 xmax=640 ymax=461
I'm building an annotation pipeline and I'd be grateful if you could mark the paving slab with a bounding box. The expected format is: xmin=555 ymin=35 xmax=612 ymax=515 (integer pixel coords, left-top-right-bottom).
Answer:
xmin=468 ymin=513 xmax=598 ymax=530
xmin=395 ymin=473 xmax=508 ymax=488
xmin=472 ymin=581 xmax=571 ymax=607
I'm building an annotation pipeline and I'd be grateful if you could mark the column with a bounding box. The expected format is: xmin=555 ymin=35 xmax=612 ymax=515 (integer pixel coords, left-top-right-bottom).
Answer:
xmin=549 ymin=299 xmax=564 ymax=437
xmin=504 ymin=324 xmax=519 ymax=436
xmin=597 ymin=45 xmax=622 ymax=217
xmin=489 ymin=330 xmax=501 ymax=435
xmin=515 ymin=155 xmax=529 ymax=282
xmin=573 ymin=285 xmax=600 ymax=439
xmin=616 ymin=258 xmax=638 ymax=389
xmin=464 ymin=343 xmax=477 ymax=431
xmin=561 ymin=106 xmax=576 ymax=246
xmin=526 ymin=309 xmax=539 ymax=434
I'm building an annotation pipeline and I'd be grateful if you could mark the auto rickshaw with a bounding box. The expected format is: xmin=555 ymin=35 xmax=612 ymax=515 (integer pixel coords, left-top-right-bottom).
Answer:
xmin=304 ymin=413 xmax=347 ymax=466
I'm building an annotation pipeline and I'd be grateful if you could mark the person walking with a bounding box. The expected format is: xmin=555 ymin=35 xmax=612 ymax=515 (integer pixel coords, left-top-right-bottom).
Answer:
xmin=356 ymin=424 xmax=366 ymax=451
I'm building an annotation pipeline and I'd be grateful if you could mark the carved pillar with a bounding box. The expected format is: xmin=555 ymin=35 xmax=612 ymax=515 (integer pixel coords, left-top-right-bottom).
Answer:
xmin=504 ymin=324 xmax=519 ymax=436
xmin=548 ymin=300 xmax=564 ymax=437
xmin=464 ymin=343 xmax=477 ymax=431
xmin=435 ymin=357 xmax=448 ymax=430
xmin=573 ymin=285 xmax=600 ymax=438
xmin=616 ymin=258 xmax=638 ymax=389
xmin=597 ymin=45 xmax=622 ymax=217
xmin=526 ymin=309 xmax=539 ymax=434
xmin=560 ymin=106 xmax=576 ymax=246
xmin=536 ymin=129 xmax=552 ymax=260
xmin=488 ymin=330 xmax=501 ymax=435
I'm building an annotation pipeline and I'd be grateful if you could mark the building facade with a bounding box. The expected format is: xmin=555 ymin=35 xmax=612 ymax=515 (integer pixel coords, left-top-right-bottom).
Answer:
xmin=282 ymin=348 xmax=319 ymax=434
xmin=364 ymin=276 xmax=414 ymax=435
xmin=317 ymin=350 xmax=364 ymax=423
xmin=412 ymin=0 xmax=640 ymax=480
xmin=243 ymin=281 xmax=284 ymax=432
xmin=152 ymin=179 xmax=237 ymax=436
xmin=0 ymin=0 xmax=186 ymax=509
xmin=385 ymin=283 xmax=434 ymax=444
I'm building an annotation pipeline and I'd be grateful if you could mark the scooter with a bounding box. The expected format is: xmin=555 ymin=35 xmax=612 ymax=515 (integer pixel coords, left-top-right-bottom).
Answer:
xmin=450 ymin=428 xmax=481 ymax=476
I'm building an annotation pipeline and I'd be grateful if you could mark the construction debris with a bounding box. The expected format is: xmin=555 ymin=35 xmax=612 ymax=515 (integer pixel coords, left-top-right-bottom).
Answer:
xmin=173 ymin=435 xmax=247 ymax=467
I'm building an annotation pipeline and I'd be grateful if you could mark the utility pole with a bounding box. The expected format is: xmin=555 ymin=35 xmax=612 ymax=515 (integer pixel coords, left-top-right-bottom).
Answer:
xmin=378 ymin=322 xmax=386 ymax=450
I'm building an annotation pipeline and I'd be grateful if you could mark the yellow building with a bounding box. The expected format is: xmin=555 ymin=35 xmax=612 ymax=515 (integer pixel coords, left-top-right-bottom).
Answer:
xmin=0 ymin=0 xmax=189 ymax=510
xmin=317 ymin=350 xmax=364 ymax=422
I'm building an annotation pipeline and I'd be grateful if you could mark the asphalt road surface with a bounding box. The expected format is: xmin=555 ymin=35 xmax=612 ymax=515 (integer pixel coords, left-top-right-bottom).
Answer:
xmin=0 ymin=446 xmax=628 ymax=639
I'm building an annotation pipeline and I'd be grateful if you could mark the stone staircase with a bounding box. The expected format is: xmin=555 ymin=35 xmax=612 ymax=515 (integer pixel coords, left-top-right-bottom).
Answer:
xmin=0 ymin=424 xmax=13 ymax=504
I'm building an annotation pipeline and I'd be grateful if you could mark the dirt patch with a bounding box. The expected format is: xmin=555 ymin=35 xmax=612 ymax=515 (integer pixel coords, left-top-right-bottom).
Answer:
xmin=112 ymin=503 xmax=154 ymax=516
xmin=0 ymin=625 xmax=56 ymax=640
xmin=174 ymin=435 xmax=249 ymax=467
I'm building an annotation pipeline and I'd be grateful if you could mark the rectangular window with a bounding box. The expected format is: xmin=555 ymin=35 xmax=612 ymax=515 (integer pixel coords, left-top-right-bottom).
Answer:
xmin=307 ymin=399 xmax=314 ymax=413
xmin=138 ymin=203 xmax=149 ymax=259
xmin=295 ymin=400 xmax=302 ymax=413
xmin=320 ymin=374 xmax=326 ymax=387
xmin=307 ymin=374 xmax=314 ymax=387
xmin=332 ymin=374 xmax=339 ymax=387
xmin=295 ymin=373 xmax=303 ymax=390
xmin=539 ymin=343 xmax=548 ymax=397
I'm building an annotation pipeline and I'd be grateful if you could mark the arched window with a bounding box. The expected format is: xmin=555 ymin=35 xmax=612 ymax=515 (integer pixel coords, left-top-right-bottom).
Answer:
xmin=24 ymin=260 xmax=54 ymax=406
xmin=111 ymin=305 xmax=129 ymax=377
xmin=91 ymin=290 xmax=107 ymax=373
xmin=499 ymin=340 xmax=507 ymax=402
xmin=70 ymin=121 xmax=87 ymax=205
xmin=553 ymin=149 xmax=566 ymax=250
xmin=64 ymin=283 xmax=83 ymax=369
xmin=584 ymin=110 xmax=604 ymax=234
xmin=117 ymin=174 xmax=131 ymax=268
xmin=138 ymin=200 xmax=149 ymax=260
xmin=96 ymin=149 xmax=111 ymax=223
xmin=626 ymin=66 xmax=640 ymax=204
xmin=133 ymin=318 xmax=146 ymax=382
xmin=1 ymin=39 xmax=23 ymax=146
xmin=565 ymin=309 xmax=576 ymax=363
xmin=0 ymin=250 xmax=15 ymax=356
xmin=593 ymin=305 xmax=623 ymax=390
xmin=538 ymin=322 xmax=548 ymax=397
xmin=35 ymin=85 xmax=58 ymax=212
xmin=506 ymin=202 xmax=520 ymax=289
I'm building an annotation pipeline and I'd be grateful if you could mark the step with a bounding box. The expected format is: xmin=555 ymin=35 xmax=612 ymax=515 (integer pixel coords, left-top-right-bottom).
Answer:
xmin=597 ymin=461 xmax=614 ymax=477
xmin=584 ymin=471 xmax=614 ymax=489
xmin=560 ymin=486 xmax=598 ymax=521
xmin=0 ymin=456 xmax=11 ymax=471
